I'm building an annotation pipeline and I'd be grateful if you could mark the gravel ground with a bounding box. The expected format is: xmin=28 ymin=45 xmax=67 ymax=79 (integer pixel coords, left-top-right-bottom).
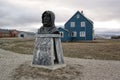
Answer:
xmin=0 ymin=49 xmax=32 ymax=80
xmin=0 ymin=48 xmax=120 ymax=80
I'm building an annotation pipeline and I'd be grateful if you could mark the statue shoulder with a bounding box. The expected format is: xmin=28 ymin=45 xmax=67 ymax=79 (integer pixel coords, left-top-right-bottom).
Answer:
xmin=51 ymin=27 xmax=60 ymax=34
xmin=38 ymin=26 xmax=44 ymax=34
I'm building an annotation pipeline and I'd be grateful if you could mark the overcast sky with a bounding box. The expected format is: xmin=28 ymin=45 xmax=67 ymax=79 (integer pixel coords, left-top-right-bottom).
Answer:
xmin=0 ymin=0 xmax=120 ymax=34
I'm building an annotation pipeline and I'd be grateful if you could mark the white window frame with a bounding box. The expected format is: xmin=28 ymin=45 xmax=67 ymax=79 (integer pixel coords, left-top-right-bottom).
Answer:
xmin=81 ymin=21 xmax=86 ymax=27
xmin=60 ymin=32 xmax=64 ymax=37
xmin=71 ymin=31 xmax=77 ymax=37
xmin=80 ymin=31 xmax=86 ymax=37
xmin=76 ymin=14 xmax=80 ymax=18
xmin=70 ymin=22 xmax=75 ymax=27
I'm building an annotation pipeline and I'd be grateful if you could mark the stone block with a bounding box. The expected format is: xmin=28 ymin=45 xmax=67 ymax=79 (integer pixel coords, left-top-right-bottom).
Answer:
xmin=32 ymin=34 xmax=65 ymax=69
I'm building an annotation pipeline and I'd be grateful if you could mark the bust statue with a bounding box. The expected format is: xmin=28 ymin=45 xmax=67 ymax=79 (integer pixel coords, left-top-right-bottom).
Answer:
xmin=38 ymin=11 xmax=59 ymax=34
xmin=33 ymin=11 xmax=65 ymax=68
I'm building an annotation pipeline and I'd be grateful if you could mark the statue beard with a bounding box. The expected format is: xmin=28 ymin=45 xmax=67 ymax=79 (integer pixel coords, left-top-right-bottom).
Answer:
xmin=43 ymin=22 xmax=54 ymax=27
xmin=43 ymin=23 xmax=51 ymax=27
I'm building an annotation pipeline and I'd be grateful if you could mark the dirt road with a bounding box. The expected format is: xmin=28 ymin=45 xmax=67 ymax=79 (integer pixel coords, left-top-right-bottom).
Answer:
xmin=0 ymin=49 xmax=120 ymax=80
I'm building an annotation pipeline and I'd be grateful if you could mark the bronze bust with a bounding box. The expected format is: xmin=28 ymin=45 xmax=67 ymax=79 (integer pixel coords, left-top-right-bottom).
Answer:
xmin=38 ymin=11 xmax=59 ymax=34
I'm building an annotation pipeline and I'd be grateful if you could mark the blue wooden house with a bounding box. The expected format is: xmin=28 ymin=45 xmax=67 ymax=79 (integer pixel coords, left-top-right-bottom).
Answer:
xmin=58 ymin=11 xmax=94 ymax=42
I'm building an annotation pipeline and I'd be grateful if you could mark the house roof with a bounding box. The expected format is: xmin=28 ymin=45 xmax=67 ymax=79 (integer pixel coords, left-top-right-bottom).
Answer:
xmin=58 ymin=27 xmax=70 ymax=32
xmin=78 ymin=11 xmax=93 ymax=24
xmin=18 ymin=31 xmax=35 ymax=35
xmin=65 ymin=11 xmax=93 ymax=25
xmin=0 ymin=29 xmax=10 ymax=33
xmin=0 ymin=29 xmax=19 ymax=33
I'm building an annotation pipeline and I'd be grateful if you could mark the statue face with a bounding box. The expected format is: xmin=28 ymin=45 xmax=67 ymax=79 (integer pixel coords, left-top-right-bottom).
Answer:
xmin=42 ymin=11 xmax=55 ymax=27
xmin=43 ymin=13 xmax=51 ymax=27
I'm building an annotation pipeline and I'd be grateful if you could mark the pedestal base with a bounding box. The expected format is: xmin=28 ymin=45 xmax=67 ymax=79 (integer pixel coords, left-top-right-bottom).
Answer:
xmin=32 ymin=34 xmax=65 ymax=68
xmin=32 ymin=64 xmax=66 ymax=70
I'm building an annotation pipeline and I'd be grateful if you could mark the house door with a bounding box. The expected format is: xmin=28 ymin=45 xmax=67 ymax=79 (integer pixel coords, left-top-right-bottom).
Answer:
xmin=20 ymin=34 xmax=24 ymax=38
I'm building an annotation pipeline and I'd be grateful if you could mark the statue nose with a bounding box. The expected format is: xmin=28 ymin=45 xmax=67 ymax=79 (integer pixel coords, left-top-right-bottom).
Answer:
xmin=44 ymin=17 xmax=50 ymax=21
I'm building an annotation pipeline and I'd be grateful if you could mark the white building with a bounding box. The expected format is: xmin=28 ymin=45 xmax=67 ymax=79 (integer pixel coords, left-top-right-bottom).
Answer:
xmin=18 ymin=31 xmax=35 ymax=38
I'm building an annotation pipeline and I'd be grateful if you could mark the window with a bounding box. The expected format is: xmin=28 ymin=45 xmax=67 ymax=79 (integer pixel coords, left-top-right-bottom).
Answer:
xmin=60 ymin=32 xmax=64 ymax=37
xmin=71 ymin=31 xmax=77 ymax=37
xmin=76 ymin=14 xmax=80 ymax=18
xmin=80 ymin=31 xmax=86 ymax=37
xmin=70 ymin=22 xmax=75 ymax=27
xmin=81 ymin=22 xmax=85 ymax=27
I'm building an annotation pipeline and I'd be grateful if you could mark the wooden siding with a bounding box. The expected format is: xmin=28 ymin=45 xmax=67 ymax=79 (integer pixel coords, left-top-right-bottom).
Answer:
xmin=0 ymin=29 xmax=18 ymax=38
xmin=63 ymin=11 xmax=93 ymax=41
xmin=58 ymin=27 xmax=71 ymax=42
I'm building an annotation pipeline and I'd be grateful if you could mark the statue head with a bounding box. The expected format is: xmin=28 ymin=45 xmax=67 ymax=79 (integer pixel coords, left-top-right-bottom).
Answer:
xmin=38 ymin=11 xmax=59 ymax=34
xmin=42 ymin=11 xmax=55 ymax=27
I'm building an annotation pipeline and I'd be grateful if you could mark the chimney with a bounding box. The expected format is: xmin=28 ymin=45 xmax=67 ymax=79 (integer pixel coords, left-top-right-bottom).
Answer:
xmin=81 ymin=10 xmax=84 ymax=15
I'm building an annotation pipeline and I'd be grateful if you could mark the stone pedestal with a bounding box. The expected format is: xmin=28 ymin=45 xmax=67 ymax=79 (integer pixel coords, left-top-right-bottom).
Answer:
xmin=32 ymin=34 xmax=65 ymax=69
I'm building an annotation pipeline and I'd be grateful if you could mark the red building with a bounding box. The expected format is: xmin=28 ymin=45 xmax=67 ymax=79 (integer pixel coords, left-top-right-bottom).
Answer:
xmin=0 ymin=29 xmax=18 ymax=38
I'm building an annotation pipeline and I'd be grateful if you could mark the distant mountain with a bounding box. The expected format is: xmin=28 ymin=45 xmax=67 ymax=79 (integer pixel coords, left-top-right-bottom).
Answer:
xmin=94 ymin=34 xmax=111 ymax=39
xmin=94 ymin=34 xmax=120 ymax=39
xmin=94 ymin=29 xmax=120 ymax=39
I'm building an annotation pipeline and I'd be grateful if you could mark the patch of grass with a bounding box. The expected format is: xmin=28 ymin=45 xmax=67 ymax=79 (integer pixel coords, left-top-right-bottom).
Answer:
xmin=0 ymin=38 xmax=34 ymax=54
xmin=0 ymin=38 xmax=120 ymax=60
xmin=62 ymin=40 xmax=120 ymax=60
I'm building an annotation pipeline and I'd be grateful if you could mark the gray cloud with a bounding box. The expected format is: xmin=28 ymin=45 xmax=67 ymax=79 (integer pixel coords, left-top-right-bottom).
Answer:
xmin=0 ymin=1 xmax=41 ymax=27
xmin=57 ymin=0 xmax=120 ymax=21
xmin=0 ymin=0 xmax=120 ymax=33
